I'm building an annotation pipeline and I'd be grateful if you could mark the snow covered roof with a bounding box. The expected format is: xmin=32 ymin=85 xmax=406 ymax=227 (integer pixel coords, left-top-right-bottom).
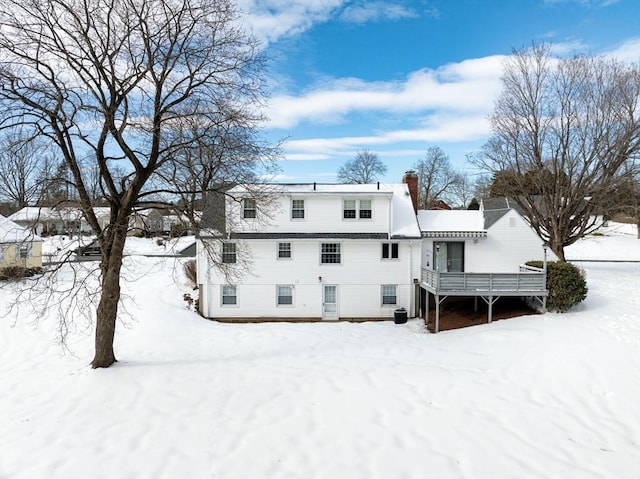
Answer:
xmin=388 ymin=183 xmax=421 ymax=238
xmin=417 ymin=210 xmax=487 ymax=238
xmin=0 ymin=215 xmax=42 ymax=243
xmin=8 ymin=207 xmax=53 ymax=222
xmin=9 ymin=206 xmax=112 ymax=222
xmin=228 ymin=183 xmax=396 ymax=195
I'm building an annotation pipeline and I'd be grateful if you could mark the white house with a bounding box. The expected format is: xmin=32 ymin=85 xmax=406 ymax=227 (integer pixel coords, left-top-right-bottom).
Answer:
xmin=197 ymin=180 xmax=422 ymax=321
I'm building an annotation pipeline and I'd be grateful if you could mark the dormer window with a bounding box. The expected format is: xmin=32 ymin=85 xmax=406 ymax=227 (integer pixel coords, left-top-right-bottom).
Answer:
xmin=243 ymin=198 xmax=256 ymax=219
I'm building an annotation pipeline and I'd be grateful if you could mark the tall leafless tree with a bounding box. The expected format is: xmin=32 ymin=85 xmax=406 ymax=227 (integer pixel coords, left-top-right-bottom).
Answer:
xmin=470 ymin=44 xmax=640 ymax=260
xmin=337 ymin=149 xmax=387 ymax=183
xmin=154 ymin=113 xmax=279 ymax=227
xmin=0 ymin=0 xmax=275 ymax=367
xmin=0 ymin=130 xmax=51 ymax=207
xmin=412 ymin=146 xmax=462 ymax=209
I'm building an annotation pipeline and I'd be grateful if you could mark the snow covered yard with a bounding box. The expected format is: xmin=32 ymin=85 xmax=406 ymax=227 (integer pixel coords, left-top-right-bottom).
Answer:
xmin=1 ymin=230 xmax=639 ymax=479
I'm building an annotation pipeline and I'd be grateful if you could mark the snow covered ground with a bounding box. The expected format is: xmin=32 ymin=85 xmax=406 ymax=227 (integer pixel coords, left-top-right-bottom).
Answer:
xmin=1 ymin=225 xmax=639 ymax=479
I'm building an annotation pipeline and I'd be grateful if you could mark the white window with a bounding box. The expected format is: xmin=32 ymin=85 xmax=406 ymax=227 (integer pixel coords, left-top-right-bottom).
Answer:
xmin=278 ymin=242 xmax=291 ymax=259
xmin=321 ymin=243 xmax=341 ymax=264
xmin=17 ymin=244 xmax=32 ymax=260
xmin=221 ymin=285 xmax=237 ymax=305
xmin=359 ymin=199 xmax=372 ymax=219
xmin=382 ymin=285 xmax=397 ymax=305
xmin=382 ymin=242 xmax=399 ymax=259
xmin=243 ymin=199 xmax=256 ymax=219
xmin=222 ymin=243 xmax=236 ymax=263
xmin=343 ymin=199 xmax=356 ymax=219
xmin=277 ymin=285 xmax=293 ymax=306
xmin=343 ymin=199 xmax=372 ymax=219
xmin=291 ymin=199 xmax=305 ymax=219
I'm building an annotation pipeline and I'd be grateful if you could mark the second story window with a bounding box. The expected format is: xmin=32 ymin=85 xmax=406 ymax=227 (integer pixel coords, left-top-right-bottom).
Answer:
xmin=359 ymin=199 xmax=372 ymax=218
xmin=291 ymin=199 xmax=305 ymax=219
xmin=343 ymin=200 xmax=356 ymax=219
xmin=382 ymin=242 xmax=399 ymax=259
xmin=243 ymin=199 xmax=256 ymax=219
xmin=222 ymin=242 xmax=236 ymax=263
xmin=343 ymin=199 xmax=372 ymax=219
xmin=321 ymin=243 xmax=341 ymax=264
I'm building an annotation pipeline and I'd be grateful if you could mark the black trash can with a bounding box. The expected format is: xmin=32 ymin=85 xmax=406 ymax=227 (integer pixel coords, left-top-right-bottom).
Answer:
xmin=394 ymin=308 xmax=408 ymax=324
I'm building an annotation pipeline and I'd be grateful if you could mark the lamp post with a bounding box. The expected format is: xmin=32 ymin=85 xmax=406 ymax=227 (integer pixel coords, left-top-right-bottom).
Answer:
xmin=434 ymin=243 xmax=441 ymax=334
xmin=542 ymin=242 xmax=548 ymax=313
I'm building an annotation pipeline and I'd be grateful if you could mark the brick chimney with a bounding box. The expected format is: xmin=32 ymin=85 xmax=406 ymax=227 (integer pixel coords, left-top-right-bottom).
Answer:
xmin=402 ymin=170 xmax=419 ymax=214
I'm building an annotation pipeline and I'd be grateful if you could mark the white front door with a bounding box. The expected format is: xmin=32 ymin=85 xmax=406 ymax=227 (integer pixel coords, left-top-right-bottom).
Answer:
xmin=322 ymin=285 xmax=338 ymax=320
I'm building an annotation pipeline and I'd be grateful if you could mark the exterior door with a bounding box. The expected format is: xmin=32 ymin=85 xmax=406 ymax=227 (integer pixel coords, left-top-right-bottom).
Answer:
xmin=322 ymin=285 xmax=338 ymax=320
xmin=434 ymin=242 xmax=464 ymax=272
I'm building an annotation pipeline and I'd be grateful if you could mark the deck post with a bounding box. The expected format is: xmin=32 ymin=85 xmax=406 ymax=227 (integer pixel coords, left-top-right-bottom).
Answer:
xmin=435 ymin=294 xmax=440 ymax=333
xmin=474 ymin=296 xmax=478 ymax=312
xmin=425 ymin=290 xmax=429 ymax=321
xmin=488 ymin=296 xmax=493 ymax=323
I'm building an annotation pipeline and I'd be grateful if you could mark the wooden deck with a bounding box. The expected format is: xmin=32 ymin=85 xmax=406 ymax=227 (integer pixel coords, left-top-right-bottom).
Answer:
xmin=420 ymin=265 xmax=547 ymax=296
xmin=420 ymin=265 xmax=548 ymax=333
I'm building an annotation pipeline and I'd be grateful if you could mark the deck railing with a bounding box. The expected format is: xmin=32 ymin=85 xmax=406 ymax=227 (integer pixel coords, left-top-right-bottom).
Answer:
xmin=421 ymin=265 xmax=546 ymax=295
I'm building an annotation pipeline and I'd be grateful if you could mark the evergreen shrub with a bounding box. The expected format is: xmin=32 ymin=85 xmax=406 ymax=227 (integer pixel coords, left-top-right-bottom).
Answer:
xmin=526 ymin=261 xmax=588 ymax=312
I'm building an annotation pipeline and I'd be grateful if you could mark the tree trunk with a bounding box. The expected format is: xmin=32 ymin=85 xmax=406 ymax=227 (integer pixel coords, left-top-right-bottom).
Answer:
xmin=551 ymin=239 xmax=566 ymax=262
xmin=91 ymin=222 xmax=128 ymax=368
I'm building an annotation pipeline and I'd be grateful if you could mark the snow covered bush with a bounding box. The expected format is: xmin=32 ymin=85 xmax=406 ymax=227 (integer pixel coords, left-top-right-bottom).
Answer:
xmin=527 ymin=261 xmax=588 ymax=312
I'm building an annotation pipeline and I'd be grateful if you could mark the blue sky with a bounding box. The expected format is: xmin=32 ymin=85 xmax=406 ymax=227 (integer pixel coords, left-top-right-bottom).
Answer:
xmin=237 ymin=0 xmax=640 ymax=183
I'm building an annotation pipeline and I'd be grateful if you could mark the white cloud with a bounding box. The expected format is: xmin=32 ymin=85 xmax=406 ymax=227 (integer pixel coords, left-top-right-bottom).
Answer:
xmin=266 ymin=55 xmax=506 ymax=129
xmin=282 ymin=112 xmax=491 ymax=160
xmin=548 ymin=40 xmax=590 ymax=56
xmin=338 ymin=1 xmax=419 ymax=24
xmin=236 ymin=0 xmax=347 ymax=45
xmin=604 ymin=37 xmax=640 ymax=63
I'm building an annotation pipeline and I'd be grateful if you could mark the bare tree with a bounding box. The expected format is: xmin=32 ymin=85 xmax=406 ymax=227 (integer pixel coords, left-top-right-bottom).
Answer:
xmin=0 ymin=0 xmax=274 ymax=367
xmin=337 ymin=149 xmax=387 ymax=184
xmin=154 ymin=114 xmax=280 ymax=227
xmin=413 ymin=146 xmax=462 ymax=209
xmin=0 ymin=130 xmax=50 ymax=207
xmin=448 ymin=171 xmax=475 ymax=209
xmin=470 ymin=44 xmax=640 ymax=260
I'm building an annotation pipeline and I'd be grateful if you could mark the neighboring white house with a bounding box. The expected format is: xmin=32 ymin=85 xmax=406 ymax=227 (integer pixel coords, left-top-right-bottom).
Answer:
xmin=0 ymin=214 xmax=43 ymax=269
xmin=197 ymin=181 xmax=423 ymax=321
xmin=9 ymin=206 xmax=108 ymax=235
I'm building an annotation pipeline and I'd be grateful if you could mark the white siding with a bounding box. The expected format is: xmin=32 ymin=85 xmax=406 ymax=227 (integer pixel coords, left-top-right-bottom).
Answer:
xmin=228 ymin=194 xmax=392 ymax=235
xmin=420 ymin=210 xmax=555 ymax=273
xmin=200 ymin=239 xmax=421 ymax=320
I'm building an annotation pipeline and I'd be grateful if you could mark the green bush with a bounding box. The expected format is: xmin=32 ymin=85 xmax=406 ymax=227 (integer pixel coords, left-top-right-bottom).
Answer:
xmin=526 ymin=261 xmax=588 ymax=312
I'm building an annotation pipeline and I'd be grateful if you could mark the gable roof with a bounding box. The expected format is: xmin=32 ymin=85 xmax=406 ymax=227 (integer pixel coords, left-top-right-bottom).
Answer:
xmin=483 ymin=209 xmax=511 ymax=229
xmin=0 ymin=215 xmax=42 ymax=243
